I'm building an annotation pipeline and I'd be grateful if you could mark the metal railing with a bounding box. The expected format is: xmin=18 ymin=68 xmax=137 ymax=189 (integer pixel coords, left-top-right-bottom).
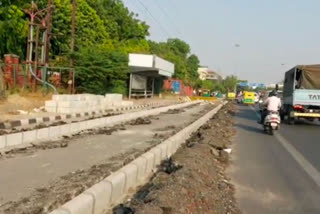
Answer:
xmin=0 ymin=63 xmax=74 ymax=94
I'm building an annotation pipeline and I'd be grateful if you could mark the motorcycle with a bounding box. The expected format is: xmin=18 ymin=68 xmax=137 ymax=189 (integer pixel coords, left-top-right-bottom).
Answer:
xmin=263 ymin=111 xmax=281 ymax=135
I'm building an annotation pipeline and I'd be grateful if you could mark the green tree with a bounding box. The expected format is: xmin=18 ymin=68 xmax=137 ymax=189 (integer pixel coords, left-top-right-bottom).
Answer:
xmin=201 ymin=80 xmax=214 ymax=91
xmin=187 ymin=54 xmax=200 ymax=82
xmin=86 ymin=0 xmax=149 ymax=42
xmin=148 ymin=39 xmax=200 ymax=84
xmin=73 ymin=46 xmax=129 ymax=94
xmin=0 ymin=4 xmax=28 ymax=58
xmin=167 ymin=38 xmax=190 ymax=57
xmin=223 ymin=75 xmax=238 ymax=92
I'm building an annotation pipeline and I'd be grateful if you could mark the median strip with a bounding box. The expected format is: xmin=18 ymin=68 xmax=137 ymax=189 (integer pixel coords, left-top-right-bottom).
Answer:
xmin=0 ymin=101 xmax=198 ymax=151
xmin=48 ymin=102 xmax=226 ymax=214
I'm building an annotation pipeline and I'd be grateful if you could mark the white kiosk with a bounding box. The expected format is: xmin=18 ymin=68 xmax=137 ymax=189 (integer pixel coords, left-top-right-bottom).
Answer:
xmin=128 ymin=54 xmax=174 ymax=99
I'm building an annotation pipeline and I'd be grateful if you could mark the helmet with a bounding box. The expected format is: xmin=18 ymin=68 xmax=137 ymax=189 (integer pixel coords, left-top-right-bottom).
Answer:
xmin=269 ymin=90 xmax=277 ymax=97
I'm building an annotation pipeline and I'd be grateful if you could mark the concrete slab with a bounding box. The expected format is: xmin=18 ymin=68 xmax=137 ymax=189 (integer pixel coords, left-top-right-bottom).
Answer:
xmin=0 ymin=135 xmax=6 ymax=149
xmin=6 ymin=133 xmax=23 ymax=147
xmin=105 ymin=172 xmax=126 ymax=204
xmin=85 ymin=182 xmax=112 ymax=214
xmin=62 ymin=193 xmax=94 ymax=214
xmin=22 ymin=130 xmax=37 ymax=144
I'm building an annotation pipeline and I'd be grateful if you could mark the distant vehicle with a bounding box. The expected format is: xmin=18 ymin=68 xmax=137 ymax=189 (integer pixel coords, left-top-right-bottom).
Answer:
xmin=227 ymin=92 xmax=236 ymax=100
xmin=282 ymin=65 xmax=320 ymax=124
xmin=243 ymin=91 xmax=255 ymax=105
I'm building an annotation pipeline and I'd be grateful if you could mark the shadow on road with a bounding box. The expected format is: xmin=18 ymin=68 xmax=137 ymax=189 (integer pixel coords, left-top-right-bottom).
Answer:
xmin=235 ymin=107 xmax=259 ymax=121
xmin=236 ymin=123 xmax=264 ymax=134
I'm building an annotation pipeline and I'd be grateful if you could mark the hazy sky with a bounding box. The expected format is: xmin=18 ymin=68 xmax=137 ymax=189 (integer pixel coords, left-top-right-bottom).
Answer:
xmin=122 ymin=0 xmax=320 ymax=84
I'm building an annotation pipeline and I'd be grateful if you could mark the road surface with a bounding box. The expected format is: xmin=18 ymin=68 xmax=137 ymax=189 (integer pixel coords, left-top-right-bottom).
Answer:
xmin=0 ymin=103 xmax=213 ymax=206
xmin=229 ymin=104 xmax=320 ymax=214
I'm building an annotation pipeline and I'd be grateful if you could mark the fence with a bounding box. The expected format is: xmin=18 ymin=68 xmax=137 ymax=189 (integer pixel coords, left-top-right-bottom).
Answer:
xmin=0 ymin=63 xmax=74 ymax=94
xmin=163 ymin=79 xmax=194 ymax=96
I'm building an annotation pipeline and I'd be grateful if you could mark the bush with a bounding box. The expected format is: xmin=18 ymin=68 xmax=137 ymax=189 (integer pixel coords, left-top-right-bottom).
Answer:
xmin=73 ymin=46 xmax=129 ymax=95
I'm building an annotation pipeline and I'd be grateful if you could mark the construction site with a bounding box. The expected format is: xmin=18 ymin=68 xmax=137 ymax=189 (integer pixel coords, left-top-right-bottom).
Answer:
xmin=0 ymin=1 xmax=240 ymax=214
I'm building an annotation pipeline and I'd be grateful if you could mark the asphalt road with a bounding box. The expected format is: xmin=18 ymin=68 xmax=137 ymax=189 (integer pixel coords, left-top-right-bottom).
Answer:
xmin=229 ymin=104 xmax=320 ymax=214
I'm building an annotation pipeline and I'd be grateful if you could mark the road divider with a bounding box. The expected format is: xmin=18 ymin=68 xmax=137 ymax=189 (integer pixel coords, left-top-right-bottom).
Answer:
xmin=0 ymin=101 xmax=180 ymax=130
xmin=0 ymin=101 xmax=199 ymax=151
xmin=49 ymin=101 xmax=226 ymax=214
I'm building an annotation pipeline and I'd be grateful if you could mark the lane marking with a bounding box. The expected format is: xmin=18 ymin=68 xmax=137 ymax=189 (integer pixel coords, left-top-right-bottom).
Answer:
xmin=248 ymin=105 xmax=320 ymax=188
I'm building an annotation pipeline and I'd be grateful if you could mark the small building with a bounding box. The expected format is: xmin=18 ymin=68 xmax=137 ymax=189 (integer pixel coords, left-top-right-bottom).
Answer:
xmin=197 ymin=66 xmax=223 ymax=82
xmin=206 ymin=70 xmax=223 ymax=81
xmin=197 ymin=66 xmax=209 ymax=80
xmin=128 ymin=54 xmax=174 ymax=98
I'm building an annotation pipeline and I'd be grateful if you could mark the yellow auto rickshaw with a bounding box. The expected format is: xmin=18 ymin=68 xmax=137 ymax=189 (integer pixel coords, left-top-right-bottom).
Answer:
xmin=227 ymin=92 xmax=236 ymax=100
xmin=243 ymin=91 xmax=255 ymax=104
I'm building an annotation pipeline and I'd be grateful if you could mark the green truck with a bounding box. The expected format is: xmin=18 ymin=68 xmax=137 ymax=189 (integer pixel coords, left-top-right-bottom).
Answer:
xmin=282 ymin=65 xmax=320 ymax=124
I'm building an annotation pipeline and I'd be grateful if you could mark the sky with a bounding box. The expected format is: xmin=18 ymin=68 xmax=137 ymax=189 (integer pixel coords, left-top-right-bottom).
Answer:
xmin=122 ymin=0 xmax=320 ymax=84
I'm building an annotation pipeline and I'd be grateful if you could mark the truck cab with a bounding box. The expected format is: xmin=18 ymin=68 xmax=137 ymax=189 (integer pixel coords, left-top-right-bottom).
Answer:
xmin=282 ymin=65 xmax=320 ymax=124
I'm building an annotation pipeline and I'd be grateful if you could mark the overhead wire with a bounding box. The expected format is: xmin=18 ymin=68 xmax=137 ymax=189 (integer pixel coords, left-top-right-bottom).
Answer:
xmin=134 ymin=0 xmax=171 ymax=39
xmin=152 ymin=0 xmax=182 ymax=37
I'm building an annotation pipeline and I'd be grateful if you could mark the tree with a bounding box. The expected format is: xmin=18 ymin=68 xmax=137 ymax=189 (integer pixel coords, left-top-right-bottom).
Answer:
xmin=167 ymin=38 xmax=190 ymax=58
xmin=148 ymin=39 xmax=200 ymax=85
xmin=201 ymin=80 xmax=214 ymax=91
xmin=187 ymin=54 xmax=200 ymax=82
xmin=0 ymin=4 xmax=28 ymax=58
xmin=73 ymin=46 xmax=129 ymax=94
xmin=223 ymin=75 xmax=238 ymax=92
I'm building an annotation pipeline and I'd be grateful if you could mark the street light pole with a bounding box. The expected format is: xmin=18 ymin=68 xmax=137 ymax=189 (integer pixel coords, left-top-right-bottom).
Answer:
xmin=234 ymin=43 xmax=240 ymax=78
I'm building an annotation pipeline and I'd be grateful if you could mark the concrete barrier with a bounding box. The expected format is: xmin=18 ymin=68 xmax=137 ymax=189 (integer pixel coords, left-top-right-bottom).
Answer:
xmin=105 ymin=172 xmax=126 ymax=204
xmin=49 ymin=102 xmax=226 ymax=214
xmin=0 ymin=135 xmax=6 ymax=148
xmin=85 ymin=182 xmax=112 ymax=214
xmin=131 ymin=157 xmax=148 ymax=185
xmin=119 ymin=164 xmax=139 ymax=193
xmin=0 ymin=101 xmax=197 ymax=151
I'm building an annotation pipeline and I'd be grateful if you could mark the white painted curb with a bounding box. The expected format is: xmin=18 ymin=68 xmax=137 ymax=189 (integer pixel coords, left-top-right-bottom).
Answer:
xmin=49 ymin=102 xmax=226 ymax=214
xmin=0 ymin=101 xmax=200 ymax=151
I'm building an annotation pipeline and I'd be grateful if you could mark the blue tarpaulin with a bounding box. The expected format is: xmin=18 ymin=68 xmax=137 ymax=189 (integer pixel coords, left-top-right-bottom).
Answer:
xmin=172 ymin=81 xmax=181 ymax=92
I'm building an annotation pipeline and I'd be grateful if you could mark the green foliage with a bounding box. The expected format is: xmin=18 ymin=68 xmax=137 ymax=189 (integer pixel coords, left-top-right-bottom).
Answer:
xmin=167 ymin=38 xmax=190 ymax=58
xmin=0 ymin=4 xmax=28 ymax=58
xmin=0 ymin=0 xmax=202 ymax=95
xmin=73 ymin=46 xmax=129 ymax=95
xmin=198 ymin=75 xmax=239 ymax=94
xmin=149 ymin=38 xmax=200 ymax=86
xmin=86 ymin=0 xmax=149 ymax=42
xmin=187 ymin=54 xmax=200 ymax=81
xmin=51 ymin=0 xmax=72 ymax=56
xmin=223 ymin=75 xmax=238 ymax=92
xmin=201 ymin=80 xmax=214 ymax=91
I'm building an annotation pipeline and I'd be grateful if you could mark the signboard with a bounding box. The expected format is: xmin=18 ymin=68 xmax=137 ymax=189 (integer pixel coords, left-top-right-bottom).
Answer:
xmin=238 ymin=82 xmax=248 ymax=87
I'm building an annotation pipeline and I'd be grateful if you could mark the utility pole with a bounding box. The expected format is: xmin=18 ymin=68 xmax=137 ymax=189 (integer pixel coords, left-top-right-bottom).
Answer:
xmin=69 ymin=0 xmax=76 ymax=94
xmin=45 ymin=0 xmax=53 ymax=65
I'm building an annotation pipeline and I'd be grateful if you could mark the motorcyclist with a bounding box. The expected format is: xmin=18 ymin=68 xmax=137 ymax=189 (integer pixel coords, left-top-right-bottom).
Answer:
xmin=260 ymin=90 xmax=281 ymax=124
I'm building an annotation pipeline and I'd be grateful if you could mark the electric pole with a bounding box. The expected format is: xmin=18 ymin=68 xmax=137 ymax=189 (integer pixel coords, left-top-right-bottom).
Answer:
xmin=69 ymin=0 xmax=76 ymax=93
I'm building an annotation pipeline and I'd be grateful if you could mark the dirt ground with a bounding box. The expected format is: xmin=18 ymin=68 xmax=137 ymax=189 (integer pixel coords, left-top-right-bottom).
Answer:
xmin=116 ymin=103 xmax=241 ymax=214
xmin=0 ymin=93 xmax=51 ymax=121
